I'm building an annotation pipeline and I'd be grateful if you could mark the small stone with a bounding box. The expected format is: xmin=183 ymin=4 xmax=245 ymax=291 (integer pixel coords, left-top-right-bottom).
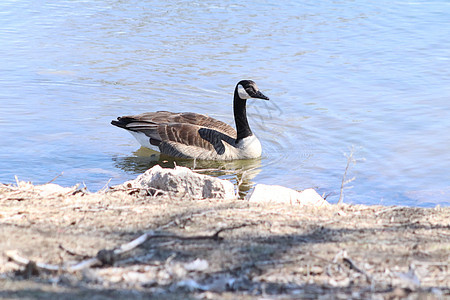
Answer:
xmin=184 ymin=258 xmax=209 ymax=272
xmin=34 ymin=183 xmax=75 ymax=197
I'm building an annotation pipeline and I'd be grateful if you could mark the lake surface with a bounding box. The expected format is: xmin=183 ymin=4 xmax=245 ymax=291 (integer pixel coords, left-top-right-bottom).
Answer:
xmin=1 ymin=0 xmax=449 ymax=207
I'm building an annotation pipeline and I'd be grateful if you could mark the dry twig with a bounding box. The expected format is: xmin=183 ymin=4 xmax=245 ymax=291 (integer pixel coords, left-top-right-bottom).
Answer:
xmin=338 ymin=147 xmax=356 ymax=204
xmin=343 ymin=257 xmax=372 ymax=283
xmin=46 ymin=172 xmax=64 ymax=184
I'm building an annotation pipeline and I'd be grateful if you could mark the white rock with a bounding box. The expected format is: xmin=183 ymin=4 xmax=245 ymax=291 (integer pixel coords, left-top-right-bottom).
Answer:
xmin=122 ymin=165 xmax=236 ymax=199
xmin=246 ymin=184 xmax=329 ymax=206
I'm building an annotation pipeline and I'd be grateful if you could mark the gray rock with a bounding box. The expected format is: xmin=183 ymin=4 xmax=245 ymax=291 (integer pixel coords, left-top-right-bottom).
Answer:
xmin=121 ymin=165 xmax=236 ymax=199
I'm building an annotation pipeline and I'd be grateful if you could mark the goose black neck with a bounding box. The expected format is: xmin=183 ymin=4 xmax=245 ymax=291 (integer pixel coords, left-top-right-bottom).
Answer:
xmin=233 ymin=89 xmax=253 ymax=142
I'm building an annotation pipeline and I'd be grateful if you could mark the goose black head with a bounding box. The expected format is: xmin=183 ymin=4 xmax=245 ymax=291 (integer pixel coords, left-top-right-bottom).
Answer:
xmin=236 ymin=80 xmax=270 ymax=101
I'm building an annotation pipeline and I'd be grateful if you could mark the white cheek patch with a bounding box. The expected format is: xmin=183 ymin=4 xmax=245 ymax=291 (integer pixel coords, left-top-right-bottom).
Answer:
xmin=238 ymin=85 xmax=251 ymax=99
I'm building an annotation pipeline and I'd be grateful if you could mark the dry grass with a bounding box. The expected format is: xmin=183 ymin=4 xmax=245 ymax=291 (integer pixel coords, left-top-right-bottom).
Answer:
xmin=0 ymin=180 xmax=449 ymax=299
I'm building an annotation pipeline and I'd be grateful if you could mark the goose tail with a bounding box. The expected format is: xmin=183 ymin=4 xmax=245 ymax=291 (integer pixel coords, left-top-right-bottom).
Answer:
xmin=111 ymin=117 xmax=134 ymax=130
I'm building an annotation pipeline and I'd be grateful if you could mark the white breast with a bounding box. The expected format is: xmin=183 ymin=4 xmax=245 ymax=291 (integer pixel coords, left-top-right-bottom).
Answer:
xmin=235 ymin=135 xmax=262 ymax=159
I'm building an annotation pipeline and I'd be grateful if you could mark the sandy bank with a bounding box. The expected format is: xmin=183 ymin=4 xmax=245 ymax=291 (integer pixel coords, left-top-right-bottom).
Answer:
xmin=0 ymin=175 xmax=449 ymax=299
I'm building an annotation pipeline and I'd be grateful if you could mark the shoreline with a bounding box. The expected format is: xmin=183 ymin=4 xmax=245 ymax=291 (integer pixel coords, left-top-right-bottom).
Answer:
xmin=1 ymin=172 xmax=449 ymax=299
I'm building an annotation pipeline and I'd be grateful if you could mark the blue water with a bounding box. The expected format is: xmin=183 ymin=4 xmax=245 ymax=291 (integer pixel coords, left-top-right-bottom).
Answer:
xmin=1 ymin=1 xmax=449 ymax=206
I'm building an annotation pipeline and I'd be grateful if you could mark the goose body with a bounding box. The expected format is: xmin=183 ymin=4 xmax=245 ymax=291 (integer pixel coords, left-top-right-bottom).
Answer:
xmin=111 ymin=80 xmax=269 ymax=160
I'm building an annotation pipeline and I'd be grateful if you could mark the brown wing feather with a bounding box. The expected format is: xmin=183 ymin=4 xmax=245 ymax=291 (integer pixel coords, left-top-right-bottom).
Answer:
xmin=158 ymin=123 xmax=210 ymax=150
xmin=124 ymin=111 xmax=236 ymax=138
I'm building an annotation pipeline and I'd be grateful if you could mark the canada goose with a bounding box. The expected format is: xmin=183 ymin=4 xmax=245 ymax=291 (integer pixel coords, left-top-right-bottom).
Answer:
xmin=111 ymin=80 xmax=269 ymax=160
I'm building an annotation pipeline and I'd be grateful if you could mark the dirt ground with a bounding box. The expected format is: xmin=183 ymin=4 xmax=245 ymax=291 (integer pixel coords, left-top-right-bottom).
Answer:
xmin=0 ymin=180 xmax=449 ymax=299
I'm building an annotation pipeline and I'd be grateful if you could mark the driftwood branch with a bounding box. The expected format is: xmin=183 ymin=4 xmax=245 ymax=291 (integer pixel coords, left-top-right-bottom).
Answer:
xmin=5 ymin=250 xmax=61 ymax=272
xmin=6 ymin=224 xmax=255 ymax=274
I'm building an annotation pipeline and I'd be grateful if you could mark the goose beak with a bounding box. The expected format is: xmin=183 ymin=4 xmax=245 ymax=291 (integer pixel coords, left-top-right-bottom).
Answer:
xmin=253 ymin=90 xmax=269 ymax=100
